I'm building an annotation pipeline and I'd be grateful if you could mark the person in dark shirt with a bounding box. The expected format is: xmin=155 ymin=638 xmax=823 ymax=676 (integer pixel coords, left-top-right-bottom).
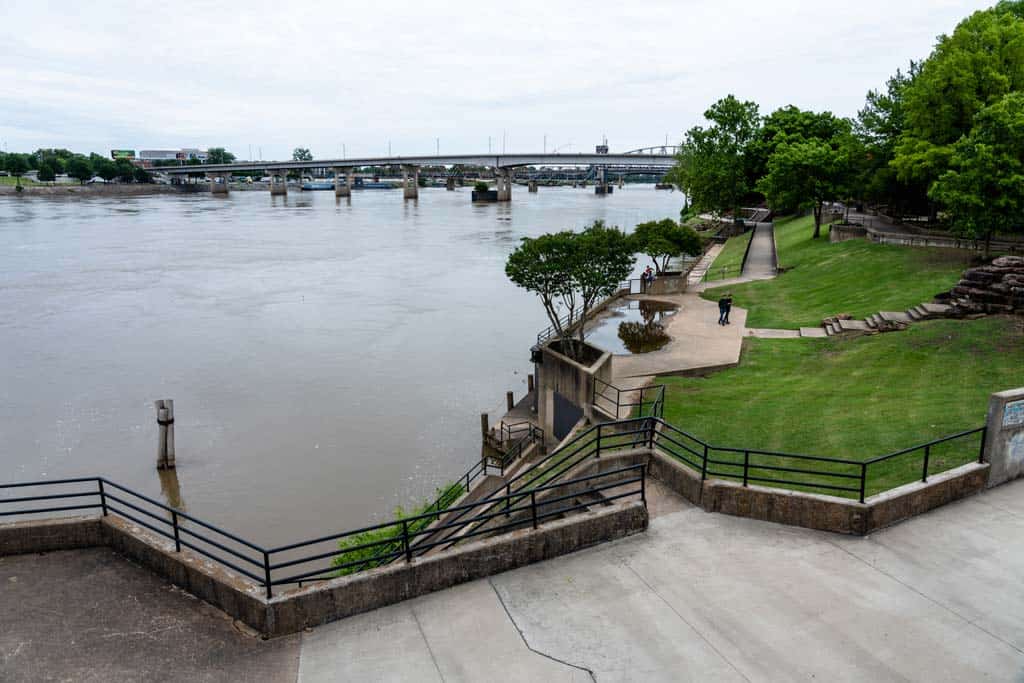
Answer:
xmin=717 ymin=295 xmax=728 ymax=325
xmin=723 ymin=293 xmax=733 ymax=324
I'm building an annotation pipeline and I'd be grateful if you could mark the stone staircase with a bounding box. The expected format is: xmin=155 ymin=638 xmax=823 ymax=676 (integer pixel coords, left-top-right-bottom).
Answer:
xmin=821 ymin=302 xmax=953 ymax=337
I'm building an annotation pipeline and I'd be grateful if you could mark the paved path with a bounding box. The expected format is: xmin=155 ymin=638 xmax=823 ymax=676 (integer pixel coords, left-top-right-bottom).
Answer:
xmin=6 ymin=479 xmax=1024 ymax=681
xmin=741 ymin=222 xmax=776 ymax=278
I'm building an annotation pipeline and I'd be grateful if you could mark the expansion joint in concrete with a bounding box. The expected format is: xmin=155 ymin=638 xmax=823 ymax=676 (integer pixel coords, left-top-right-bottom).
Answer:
xmin=487 ymin=578 xmax=597 ymax=682
xmin=619 ymin=559 xmax=752 ymax=682
xmin=410 ymin=606 xmax=447 ymax=682
xmin=823 ymin=537 xmax=1024 ymax=657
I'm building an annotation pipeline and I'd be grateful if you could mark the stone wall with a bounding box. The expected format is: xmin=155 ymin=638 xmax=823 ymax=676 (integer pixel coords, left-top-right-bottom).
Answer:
xmin=943 ymin=256 xmax=1024 ymax=315
xmin=984 ymin=387 xmax=1024 ymax=487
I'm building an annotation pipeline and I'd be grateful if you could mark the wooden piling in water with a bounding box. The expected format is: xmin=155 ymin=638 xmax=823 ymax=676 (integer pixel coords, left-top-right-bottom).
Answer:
xmin=528 ymin=374 xmax=535 ymax=393
xmin=480 ymin=412 xmax=489 ymax=438
xmin=156 ymin=399 xmax=176 ymax=469
xmin=506 ymin=391 xmax=515 ymax=412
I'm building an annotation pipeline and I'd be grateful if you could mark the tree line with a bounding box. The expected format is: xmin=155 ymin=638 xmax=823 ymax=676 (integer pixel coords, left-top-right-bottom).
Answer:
xmin=669 ymin=0 xmax=1024 ymax=248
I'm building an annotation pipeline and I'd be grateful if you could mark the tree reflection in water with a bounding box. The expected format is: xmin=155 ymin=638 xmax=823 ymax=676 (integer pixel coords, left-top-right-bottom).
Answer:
xmin=617 ymin=300 xmax=676 ymax=353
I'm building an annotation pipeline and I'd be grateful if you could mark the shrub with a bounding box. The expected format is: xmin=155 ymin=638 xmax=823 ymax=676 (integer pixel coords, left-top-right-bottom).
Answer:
xmin=474 ymin=181 xmax=489 ymax=193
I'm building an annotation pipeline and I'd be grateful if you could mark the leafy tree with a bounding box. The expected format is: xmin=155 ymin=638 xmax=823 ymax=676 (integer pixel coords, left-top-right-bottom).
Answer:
xmin=632 ymin=218 xmax=703 ymax=273
xmin=66 ymin=156 xmax=92 ymax=184
xmin=930 ymin=92 xmax=1024 ymax=256
xmin=93 ymin=158 xmax=118 ymax=182
xmin=114 ymin=158 xmax=136 ymax=182
xmin=132 ymin=166 xmax=151 ymax=183
xmin=892 ymin=2 xmax=1024 ymax=189
xmin=757 ymin=127 xmax=855 ymax=239
xmin=292 ymin=147 xmax=313 ymax=162
xmin=4 ymin=154 xmax=29 ymax=183
xmin=670 ymin=95 xmax=760 ymax=221
xmin=36 ymin=160 xmax=57 ymax=182
xmin=206 ymin=147 xmax=236 ymax=164
xmin=747 ymin=106 xmax=850 ymax=188
xmin=506 ymin=221 xmax=633 ymax=360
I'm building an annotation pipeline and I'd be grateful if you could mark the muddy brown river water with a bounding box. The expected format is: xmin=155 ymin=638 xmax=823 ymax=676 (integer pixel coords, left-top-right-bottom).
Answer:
xmin=0 ymin=184 xmax=684 ymax=544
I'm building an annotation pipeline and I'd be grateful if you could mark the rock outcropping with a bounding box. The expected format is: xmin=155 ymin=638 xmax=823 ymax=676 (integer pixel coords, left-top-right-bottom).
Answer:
xmin=940 ymin=256 xmax=1024 ymax=315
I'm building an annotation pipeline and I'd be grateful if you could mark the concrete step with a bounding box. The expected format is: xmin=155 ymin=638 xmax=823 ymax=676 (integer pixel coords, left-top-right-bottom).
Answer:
xmin=921 ymin=302 xmax=952 ymax=316
xmin=799 ymin=327 xmax=828 ymax=338
xmin=879 ymin=311 xmax=913 ymax=323
xmin=906 ymin=307 xmax=924 ymax=321
xmin=838 ymin=319 xmax=870 ymax=332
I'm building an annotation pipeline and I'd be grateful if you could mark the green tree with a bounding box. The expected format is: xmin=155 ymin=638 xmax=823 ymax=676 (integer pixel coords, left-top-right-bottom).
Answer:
xmin=93 ymin=158 xmax=118 ymax=182
xmin=292 ymin=147 xmax=313 ymax=161
xmin=670 ymin=95 xmax=760 ymax=221
xmin=930 ymin=92 xmax=1024 ymax=255
xmin=36 ymin=160 xmax=57 ymax=182
xmin=506 ymin=221 xmax=633 ymax=360
xmin=757 ymin=128 xmax=855 ymax=239
xmin=66 ymin=156 xmax=92 ymax=184
xmin=892 ymin=2 xmax=1024 ymax=189
xmin=206 ymin=147 xmax=236 ymax=164
xmin=5 ymin=154 xmax=29 ymax=183
xmin=114 ymin=158 xmax=136 ymax=182
xmin=132 ymin=166 xmax=151 ymax=183
xmin=747 ymin=106 xmax=850 ymax=188
xmin=632 ymin=218 xmax=703 ymax=273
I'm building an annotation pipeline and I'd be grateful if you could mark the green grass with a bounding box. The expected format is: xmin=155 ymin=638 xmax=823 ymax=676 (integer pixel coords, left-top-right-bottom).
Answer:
xmin=704 ymin=215 xmax=972 ymax=328
xmin=332 ymin=481 xmax=465 ymax=576
xmin=705 ymin=229 xmax=753 ymax=281
xmin=0 ymin=176 xmax=39 ymax=186
xmin=658 ymin=317 xmax=1023 ymax=497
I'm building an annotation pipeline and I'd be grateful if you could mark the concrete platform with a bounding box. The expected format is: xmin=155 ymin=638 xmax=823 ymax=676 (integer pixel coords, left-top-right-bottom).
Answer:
xmin=747 ymin=328 xmax=801 ymax=339
xmin=6 ymin=480 xmax=1024 ymax=681
xmin=799 ymin=326 xmax=829 ymax=338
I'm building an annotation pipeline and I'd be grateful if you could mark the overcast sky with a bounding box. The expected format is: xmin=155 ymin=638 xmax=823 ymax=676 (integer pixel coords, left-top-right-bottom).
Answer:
xmin=0 ymin=0 xmax=994 ymax=160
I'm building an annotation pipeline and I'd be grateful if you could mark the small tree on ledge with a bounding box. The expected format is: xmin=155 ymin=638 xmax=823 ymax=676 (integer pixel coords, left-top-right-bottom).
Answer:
xmin=506 ymin=220 xmax=633 ymax=361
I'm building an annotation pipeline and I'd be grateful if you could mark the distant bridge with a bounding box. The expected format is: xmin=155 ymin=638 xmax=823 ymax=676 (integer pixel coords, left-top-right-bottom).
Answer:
xmin=158 ymin=151 xmax=677 ymax=201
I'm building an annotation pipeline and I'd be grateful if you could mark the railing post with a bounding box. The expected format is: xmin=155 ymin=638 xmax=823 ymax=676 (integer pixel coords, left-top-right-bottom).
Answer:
xmin=530 ymin=491 xmax=538 ymax=529
xmin=596 ymin=423 xmax=602 ymax=458
xmin=640 ymin=465 xmax=647 ymax=506
xmin=701 ymin=444 xmax=709 ymax=481
xmin=171 ymin=510 xmax=181 ymax=552
xmin=260 ymin=551 xmax=273 ymax=599
xmin=859 ymin=463 xmax=867 ymax=504
xmin=647 ymin=418 xmax=655 ymax=450
xmin=402 ymin=520 xmax=412 ymax=563
xmin=742 ymin=451 xmax=750 ymax=487
xmin=97 ymin=479 xmax=108 ymax=516
xmin=921 ymin=445 xmax=931 ymax=483
xmin=978 ymin=426 xmax=987 ymax=463
xmin=505 ymin=483 xmax=511 ymax=517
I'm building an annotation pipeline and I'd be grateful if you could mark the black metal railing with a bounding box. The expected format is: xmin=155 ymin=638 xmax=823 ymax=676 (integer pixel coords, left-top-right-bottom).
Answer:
xmin=701 ymin=264 xmax=742 ymax=282
xmin=535 ymin=282 xmax=633 ymax=345
xmin=592 ymin=378 xmax=665 ymax=420
xmin=486 ymin=422 xmax=544 ymax=473
xmin=0 ymin=418 xmax=986 ymax=601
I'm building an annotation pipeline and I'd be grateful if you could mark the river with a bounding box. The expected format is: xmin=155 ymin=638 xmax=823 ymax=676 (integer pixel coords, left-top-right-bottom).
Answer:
xmin=0 ymin=184 xmax=684 ymax=544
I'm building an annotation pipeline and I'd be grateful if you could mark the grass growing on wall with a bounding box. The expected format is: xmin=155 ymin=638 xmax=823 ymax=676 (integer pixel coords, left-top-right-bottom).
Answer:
xmin=333 ymin=481 xmax=465 ymax=576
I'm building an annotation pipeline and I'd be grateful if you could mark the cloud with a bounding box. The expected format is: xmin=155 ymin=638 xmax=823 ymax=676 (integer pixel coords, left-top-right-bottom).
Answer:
xmin=0 ymin=0 xmax=993 ymax=158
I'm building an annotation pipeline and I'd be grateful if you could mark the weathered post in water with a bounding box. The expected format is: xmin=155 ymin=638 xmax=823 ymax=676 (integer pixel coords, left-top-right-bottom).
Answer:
xmin=155 ymin=399 xmax=176 ymax=469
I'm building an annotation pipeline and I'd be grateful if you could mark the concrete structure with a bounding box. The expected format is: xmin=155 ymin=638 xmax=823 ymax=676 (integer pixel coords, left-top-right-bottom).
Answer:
xmin=495 ymin=168 xmax=512 ymax=202
xmin=269 ymin=170 xmax=287 ymax=196
xmin=984 ymin=387 xmax=1024 ymax=487
xmin=333 ymin=167 xmax=353 ymax=198
xmin=534 ymin=341 xmax=612 ymax=438
xmin=401 ymin=165 xmax=419 ymax=200
xmin=8 ymin=478 xmax=1024 ymax=681
xmin=207 ymin=172 xmax=229 ymax=194
xmin=527 ymin=179 xmax=538 ymax=193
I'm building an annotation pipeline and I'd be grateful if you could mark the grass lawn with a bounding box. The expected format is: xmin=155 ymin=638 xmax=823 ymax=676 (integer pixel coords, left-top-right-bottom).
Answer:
xmin=705 ymin=229 xmax=753 ymax=281
xmin=0 ymin=176 xmax=39 ymax=186
xmin=658 ymin=317 xmax=1024 ymax=497
xmin=704 ymin=214 xmax=972 ymax=328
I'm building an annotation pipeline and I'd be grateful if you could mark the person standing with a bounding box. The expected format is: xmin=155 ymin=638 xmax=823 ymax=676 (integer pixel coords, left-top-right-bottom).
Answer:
xmin=723 ymin=293 xmax=733 ymax=325
xmin=717 ymin=295 xmax=728 ymax=325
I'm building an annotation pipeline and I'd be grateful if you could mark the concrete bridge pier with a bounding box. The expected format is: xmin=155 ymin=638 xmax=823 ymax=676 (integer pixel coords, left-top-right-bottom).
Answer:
xmin=528 ymin=180 xmax=538 ymax=193
xmin=496 ymin=168 xmax=512 ymax=201
xmin=269 ymin=170 xmax=287 ymax=196
xmin=595 ymin=166 xmax=612 ymax=195
xmin=334 ymin=167 xmax=352 ymax=198
xmin=208 ymin=172 xmax=229 ymax=194
xmin=402 ymin=165 xmax=419 ymax=200
xmin=446 ymin=176 xmax=456 ymax=191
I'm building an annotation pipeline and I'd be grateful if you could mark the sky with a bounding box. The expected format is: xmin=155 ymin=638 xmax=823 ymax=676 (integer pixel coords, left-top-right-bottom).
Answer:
xmin=0 ymin=0 xmax=996 ymax=160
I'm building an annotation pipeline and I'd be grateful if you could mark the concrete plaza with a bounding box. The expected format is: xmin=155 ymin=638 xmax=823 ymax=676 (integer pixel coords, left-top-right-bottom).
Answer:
xmin=4 ymin=478 xmax=1023 ymax=681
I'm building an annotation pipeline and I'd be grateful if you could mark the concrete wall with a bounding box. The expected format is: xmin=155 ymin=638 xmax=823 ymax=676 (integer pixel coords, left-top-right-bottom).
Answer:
xmin=1 ymin=502 xmax=647 ymax=638
xmin=830 ymin=222 xmax=1024 ymax=253
xmin=646 ymin=275 xmax=687 ymax=295
xmin=536 ymin=341 xmax=612 ymax=437
xmin=984 ymin=387 xmax=1024 ymax=487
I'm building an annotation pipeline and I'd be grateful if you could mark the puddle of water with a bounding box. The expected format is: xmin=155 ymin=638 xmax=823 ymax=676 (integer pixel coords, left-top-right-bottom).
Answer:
xmin=584 ymin=299 xmax=677 ymax=354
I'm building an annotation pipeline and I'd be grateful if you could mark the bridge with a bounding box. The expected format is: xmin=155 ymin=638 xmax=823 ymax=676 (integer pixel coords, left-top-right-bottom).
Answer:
xmin=157 ymin=151 xmax=677 ymax=201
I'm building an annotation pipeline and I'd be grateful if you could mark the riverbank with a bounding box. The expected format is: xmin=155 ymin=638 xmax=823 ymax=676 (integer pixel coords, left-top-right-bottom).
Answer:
xmin=0 ymin=183 xmax=185 ymax=196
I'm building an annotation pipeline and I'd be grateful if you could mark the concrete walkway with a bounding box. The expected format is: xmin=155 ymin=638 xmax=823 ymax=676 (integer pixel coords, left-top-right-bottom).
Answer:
xmin=6 ymin=479 xmax=1024 ymax=681
xmin=741 ymin=222 xmax=776 ymax=279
